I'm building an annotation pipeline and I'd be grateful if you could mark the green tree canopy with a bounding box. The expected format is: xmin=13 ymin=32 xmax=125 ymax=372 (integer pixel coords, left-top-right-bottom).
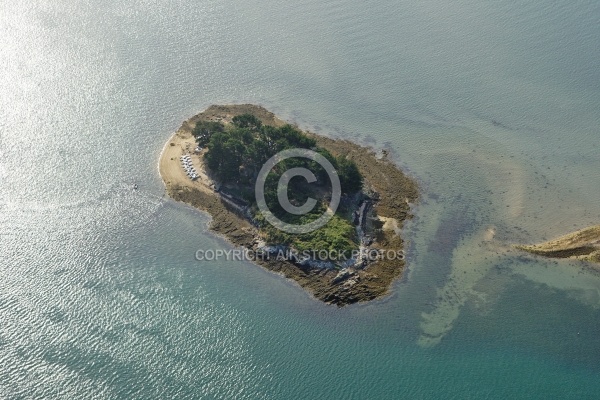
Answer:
xmin=232 ymin=114 xmax=262 ymax=130
xmin=193 ymin=121 xmax=225 ymax=147
xmin=337 ymin=156 xmax=363 ymax=194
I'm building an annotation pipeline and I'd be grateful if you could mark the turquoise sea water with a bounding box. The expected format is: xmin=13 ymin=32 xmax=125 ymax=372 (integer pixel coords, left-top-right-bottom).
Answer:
xmin=1 ymin=0 xmax=600 ymax=398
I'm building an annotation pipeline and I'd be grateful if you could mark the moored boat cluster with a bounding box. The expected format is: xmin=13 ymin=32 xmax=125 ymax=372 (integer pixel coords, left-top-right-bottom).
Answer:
xmin=180 ymin=155 xmax=198 ymax=180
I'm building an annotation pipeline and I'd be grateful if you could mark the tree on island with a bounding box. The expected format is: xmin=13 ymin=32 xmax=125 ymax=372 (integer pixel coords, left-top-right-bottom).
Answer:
xmin=193 ymin=120 xmax=225 ymax=147
xmin=336 ymin=156 xmax=362 ymax=194
xmin=232 ymin=114 xmax=262 ymax=130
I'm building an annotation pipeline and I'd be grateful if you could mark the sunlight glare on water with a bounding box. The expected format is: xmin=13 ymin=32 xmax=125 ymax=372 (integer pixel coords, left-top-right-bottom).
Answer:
xmin=1 ymin=0 xmax=599 ymax=398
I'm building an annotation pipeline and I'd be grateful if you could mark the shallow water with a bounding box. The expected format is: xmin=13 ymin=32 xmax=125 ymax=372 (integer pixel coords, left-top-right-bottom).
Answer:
xmin=1 ymin=0 xmax=600 ymax=398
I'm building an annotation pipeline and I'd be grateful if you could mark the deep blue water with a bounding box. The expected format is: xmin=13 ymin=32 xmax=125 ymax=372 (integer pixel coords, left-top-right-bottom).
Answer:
xmin=1 ymin=0 xmax=599 ymax=398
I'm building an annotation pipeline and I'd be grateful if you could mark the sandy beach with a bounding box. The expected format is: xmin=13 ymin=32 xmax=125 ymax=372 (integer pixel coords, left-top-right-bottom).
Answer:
xmin=159 ymin=129 xmax=214 ymax=195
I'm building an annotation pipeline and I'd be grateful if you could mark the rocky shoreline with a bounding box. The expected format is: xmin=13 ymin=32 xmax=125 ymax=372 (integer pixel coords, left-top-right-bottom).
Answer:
xmin=159 ymin=104 xmax=419 ymax=306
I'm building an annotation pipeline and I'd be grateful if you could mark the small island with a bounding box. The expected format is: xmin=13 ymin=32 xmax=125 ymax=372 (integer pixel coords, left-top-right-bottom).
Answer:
xmin=159 ymin=104 xmax=418 ymax=305
xmin=516 ymin=225 xmax=600 ymax=264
